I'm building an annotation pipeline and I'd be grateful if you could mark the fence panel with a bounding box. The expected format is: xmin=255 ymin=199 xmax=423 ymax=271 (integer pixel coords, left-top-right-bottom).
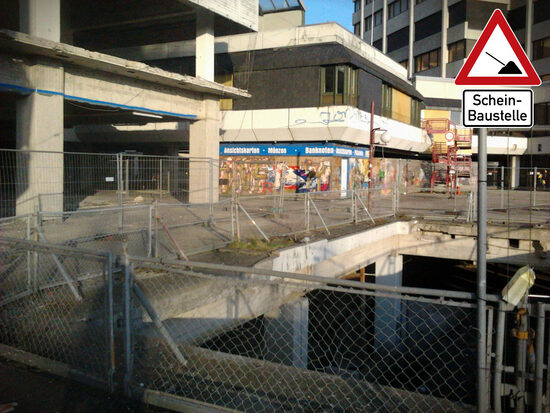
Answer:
xmin=125 ymin=260 xmax=478 ymax=412
xmin=0 ymin=240 xmax=113 ymax=387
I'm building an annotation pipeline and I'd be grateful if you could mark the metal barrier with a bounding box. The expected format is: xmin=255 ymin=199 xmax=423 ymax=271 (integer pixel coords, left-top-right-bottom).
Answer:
xmin=0 ymin=149 xmax=217 ymax=217
xmin=0 ymin=240 xmax=548 ymax=412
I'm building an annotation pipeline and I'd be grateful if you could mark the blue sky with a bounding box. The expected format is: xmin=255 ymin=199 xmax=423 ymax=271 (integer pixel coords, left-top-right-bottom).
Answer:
xmin=304 ymin=0 xmax=353 ymax=31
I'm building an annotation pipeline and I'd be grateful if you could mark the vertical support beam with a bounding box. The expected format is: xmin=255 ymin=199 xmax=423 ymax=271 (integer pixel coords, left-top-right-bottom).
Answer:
xmin=408 ymin=0 xmax=415 ymax=79
xmin=477 ymin=127 xmax=488 ymax=413
xmin=534 ymin=303 xmax=545 ymax=413
xmin=441 ymin=0 xmax=448 ymax=78
xmin=493 ymin=301 xmax=506 ymax=413
xmin=189 ymin=98 xmax=220 ymax=203
xmin=264 ymin=297 xmax=309 ymax=369
xmin=382 ymin=0 xmax=388 ymax=54
xmin=511 ymin=156 xmax=521 ymax=189
xmin=123 ymin=263 xmax=133 ymax=396
xmin=525 ymin=0 xmax=534 ymax=59
xmin=196 ymin=10 xmax=215 ymax=82
xmin=19 ymin=0 xmax=60 ymax=41
xmin=360 ymin=0 xmax=365 ymax=39
xmin=374 ymin=254 xmax=403 ymax=352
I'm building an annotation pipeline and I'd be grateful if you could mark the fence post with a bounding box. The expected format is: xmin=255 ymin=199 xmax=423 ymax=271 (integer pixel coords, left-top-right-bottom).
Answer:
xmin=123 ymin=259 xmax=133 ymax=397
xmin=106 ymin=253 xmax=115 ymax=393
xmin=515 ymin=297 xmax=528 ymax=413
xmin=154 ymin=201 xmax=159 ymax=257
xmin=493 ymin=301 xmax=506 ymax=413
xmin=208 ymin=159 xmax=214 ymax=222
xmin=147 ymin=205 xmax=153 ymax=257
xmin=159 ymin=159 xmax=163 ymax=200
xmin=533 ymin=166 xmax=537 ymax=207
xmin=534 ymin=303 xmax=545 ymax=413
xmin=26 ymin=215 xmax=32 ymax=290
xmin=500 ymin=166 xmax=504 ymax=210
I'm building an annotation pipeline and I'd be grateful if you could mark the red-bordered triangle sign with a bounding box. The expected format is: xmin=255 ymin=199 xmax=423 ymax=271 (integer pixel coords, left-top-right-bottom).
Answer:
xmin=455 ymin=9 xmax=540 ymax=86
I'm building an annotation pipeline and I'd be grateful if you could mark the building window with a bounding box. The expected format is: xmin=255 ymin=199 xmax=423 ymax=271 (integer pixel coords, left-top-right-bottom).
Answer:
xmin=415 ymin=48 xmax=440 ymax=72
xmin=534 ymin=0 xmax=550 ymax=24
xmin=541 ymin=73 xmax=550 ymax=83
xmin=374 ymin=10 xmax=383 ymax=26
xmin=354 ymin=0 xmax=361 ymax=12
xmin=415 ymin=0 xmax=427 ymax=4
xmin=382 ymin=83 xmax=421 ymax=126
xmin=448 ymin=0 xmax=466 ymax=28
xmin=387 ymin=26 xmax=409 ymax=52
xmin=448 ymin=40 xmax=466 ymax=63
xmin=365 ymin=15 xmax=372 ymax=32
xmin=321 ymin=66 xmax=358 ymax=106
xmin=388 ymin=0 xmax=409 ymax=20
xmin=400 ymin=60 xmax=408 ymax=70
xmin=533 ymin=37 xmax=550 ymax=60
xmin=354 ymin=23 xmax=360 ymax=35
xmin=366 ymin=0 xmax=373 ymax=4
xmin=373 ymin=39 xmax=383 ymax=51
xmin=508 ymin=6 xmax=526 ymax=30
xmin=535 ymin=102 xmax=550 ymax=125
xmin=415 ymin=12 xmax=442 ymax=42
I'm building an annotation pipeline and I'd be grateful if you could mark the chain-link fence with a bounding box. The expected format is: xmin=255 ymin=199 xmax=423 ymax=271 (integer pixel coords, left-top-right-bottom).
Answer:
xmin=0 ymin=149 xmax=216 ymax=218
xmin=0 ymin=238 xmax=548 ymax=412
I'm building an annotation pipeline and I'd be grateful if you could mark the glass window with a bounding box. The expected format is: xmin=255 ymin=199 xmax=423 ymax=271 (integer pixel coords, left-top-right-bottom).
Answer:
xmin=354 ymin=0 xmax=360 ymax=12
xmin=365 ymin=15 xmax=372 ymax=32
xmin=541 ymin=73 xmax=550 ymax=83
xmin=415 ymin=48 xmax=441 ymax=72
xmin=400 ymin=60 xmax=408 ymax=70
xmin=354 ymin=23 xmax=360 ymax=35
xmin=533 ymin=37 xmax=550 ymax=60
xmin=321 ymin=66 xmax=358 ymax=106
xmin=534 ymin=102 xmax=550 ymax=125
xmin=448 ymin=40 xmax=466 ymax=63
xmin=416 ymin=0 xmax=427 ymax=4
xmin=389 ymin=0 xmax=408 ymax=19
xmin=374 ymin=10 xmax=383 ymax=26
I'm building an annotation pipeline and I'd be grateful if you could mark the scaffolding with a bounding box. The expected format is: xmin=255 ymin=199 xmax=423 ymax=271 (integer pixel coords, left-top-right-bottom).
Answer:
xmin=423 ymin=119 xmax=472 ymax=193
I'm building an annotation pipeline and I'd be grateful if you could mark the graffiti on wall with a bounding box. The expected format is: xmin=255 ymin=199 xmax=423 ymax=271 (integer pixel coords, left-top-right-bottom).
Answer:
xmin=219 ymin=156 xmax=336 ymax=195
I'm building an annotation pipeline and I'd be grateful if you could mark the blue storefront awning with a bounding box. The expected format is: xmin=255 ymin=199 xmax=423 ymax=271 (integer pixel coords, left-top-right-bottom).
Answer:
xmin=220 ymin=143 xmax=370 ymax=159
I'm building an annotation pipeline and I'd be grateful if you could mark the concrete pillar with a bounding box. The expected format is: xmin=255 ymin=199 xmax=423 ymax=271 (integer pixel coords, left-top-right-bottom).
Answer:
xmin=525 ymin=0 xmax=533 ymax=59
xmin=441 ymin=0 xmax=448 ymax=78
xmin=188 ymin=97 xmax=220 ymax=203
xmin=511 ymin=156 xmax=521 ymax=189
xmin=19 ymin=0 xmax=60 ymax=41
xmin=374 ymin=254 xmax=403 ymax=352
xmin=382 ymin=0 xmax=388 ymax=54
xmin=17 ymin=1 xmax=63 ymax=214
xmin=264 ymin=297 xmax=309 ymax=369
xmin=196 ymin=10 xmax=215 ymax=82
xmin=408 ymin=0 xmax=415 ymax=79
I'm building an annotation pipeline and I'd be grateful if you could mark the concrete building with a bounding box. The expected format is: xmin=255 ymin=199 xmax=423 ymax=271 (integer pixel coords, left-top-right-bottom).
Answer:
xmin=0 ymin=0 xmax=258 ymax=212
xmin=352 ymin=0 xmax=550 ymax=185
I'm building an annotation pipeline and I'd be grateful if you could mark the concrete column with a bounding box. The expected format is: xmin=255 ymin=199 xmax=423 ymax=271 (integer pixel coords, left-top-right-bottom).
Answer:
xmin=264 ymin=297 xmax=309 ymax=369
xmin=19 ymin=0 xmax=60 ymax=41
xmin=360 ymin=0 xmax=365 ymax=39
xmin=374 ymin=254 xmax=403 ymax=352
xmin=382 ymin=0 xmax=388 ymax=54
xmin=525 ymin=0 xmax=533 ymax=59
xmin=408 ymin=0 xmax=415 ymax=79
xmin=441 ymin=0 xmax=448 ymax=78
xmin=196 ymin=10 xmax=215 ymax=82
xmin=17 ymin=1 xmax=63 ymax=214
xmin=511 ymin=155 xmax=521 ymax=189
xmin=189 ymin=97 xmax=220 ymax=203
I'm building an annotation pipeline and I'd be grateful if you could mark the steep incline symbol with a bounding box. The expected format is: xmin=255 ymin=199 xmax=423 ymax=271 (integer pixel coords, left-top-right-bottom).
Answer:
xmin=455 ymin=9 xmax=540 ymax=86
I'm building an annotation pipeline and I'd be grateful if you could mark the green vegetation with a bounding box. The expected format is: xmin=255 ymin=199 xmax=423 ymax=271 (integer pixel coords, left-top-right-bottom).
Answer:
xmin=227 ymin=237 xmax=295 ymax=252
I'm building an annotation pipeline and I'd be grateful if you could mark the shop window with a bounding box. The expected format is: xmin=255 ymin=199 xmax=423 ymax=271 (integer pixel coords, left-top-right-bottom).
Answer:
xmin=448 ymin=40 xmax=466 ymax=63
xmin=415 ymin=48 xmax=440 ymax=72
xmin=533 ymin=37 xmax=550 ymax=60
xmin=321 ymin=66 xmax=358 ymax=106
xmin=215 ymin=73 xmax=233 ymax=110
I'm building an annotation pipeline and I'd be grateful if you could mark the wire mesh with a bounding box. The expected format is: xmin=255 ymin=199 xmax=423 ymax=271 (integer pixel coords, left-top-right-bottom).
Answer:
xmin=126 ymin=261 xmax=480 ymax=412
xmin=0 ymin=240 xmax=112 ymax=384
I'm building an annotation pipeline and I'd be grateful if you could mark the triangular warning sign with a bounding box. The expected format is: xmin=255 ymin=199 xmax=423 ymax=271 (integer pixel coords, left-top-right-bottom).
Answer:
xmin=455 ymin=9 xmax=541 ymax=86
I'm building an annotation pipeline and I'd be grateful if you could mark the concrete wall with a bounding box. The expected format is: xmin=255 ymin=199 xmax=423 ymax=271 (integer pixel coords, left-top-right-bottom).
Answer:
xmin=186 ymin=0 xmax=259 ymax=31
xmin=259 ymin=10 xmax=304 ymax=31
